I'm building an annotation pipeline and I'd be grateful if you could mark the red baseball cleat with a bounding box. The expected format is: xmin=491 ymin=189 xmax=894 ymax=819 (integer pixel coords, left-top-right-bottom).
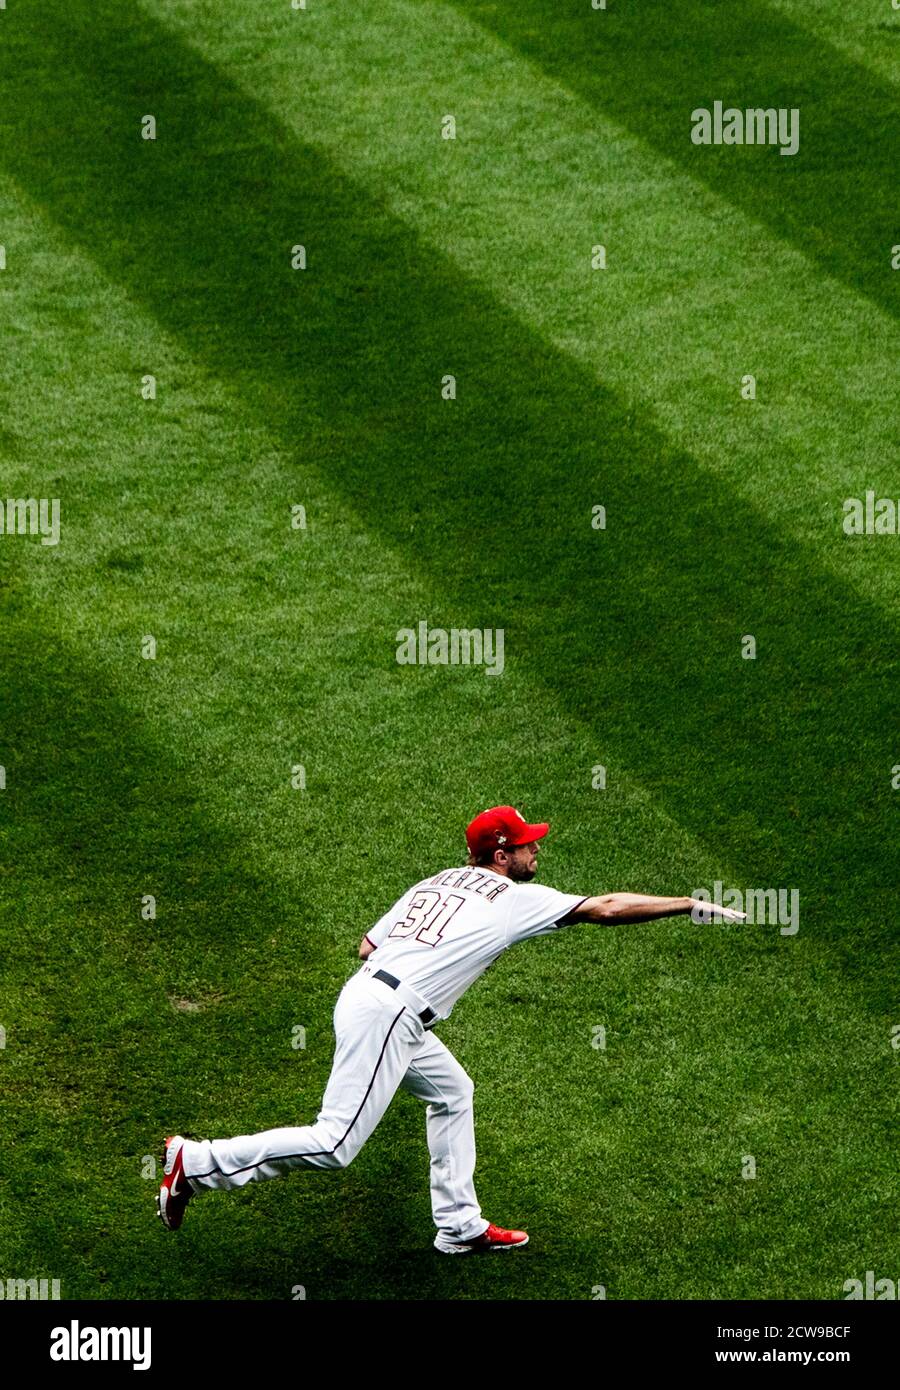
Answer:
xmin=157 ymin=1135 xmax=193 ymax=1231
xmin=434 ymin=1221 xmax=529 ymax=1254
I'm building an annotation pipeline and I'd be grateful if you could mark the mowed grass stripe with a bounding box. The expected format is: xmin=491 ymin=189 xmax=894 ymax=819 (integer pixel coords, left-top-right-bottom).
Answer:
xmin=448 ymin=0 xmax=900 ymax=322
xmin=764 ymin=0 xmax=900 ymax=90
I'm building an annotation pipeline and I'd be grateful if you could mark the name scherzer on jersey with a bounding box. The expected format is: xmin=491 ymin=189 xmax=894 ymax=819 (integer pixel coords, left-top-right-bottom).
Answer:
xmin=362 ymin=866 xmax=588 ymax=1021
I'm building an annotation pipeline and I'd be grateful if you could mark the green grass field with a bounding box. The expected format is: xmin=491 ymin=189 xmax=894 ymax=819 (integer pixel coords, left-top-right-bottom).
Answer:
xmin=0 ymin=0 xmax=897 ymax=1301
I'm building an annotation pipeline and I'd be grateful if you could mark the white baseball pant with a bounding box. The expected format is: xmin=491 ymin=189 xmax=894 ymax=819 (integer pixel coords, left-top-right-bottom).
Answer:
xmin=181 ymin=969 xmax=489 ymax=1242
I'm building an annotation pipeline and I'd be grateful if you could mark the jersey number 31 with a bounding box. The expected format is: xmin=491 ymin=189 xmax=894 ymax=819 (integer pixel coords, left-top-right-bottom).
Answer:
xmin=388 ymin=891 xmax=465 ymax=946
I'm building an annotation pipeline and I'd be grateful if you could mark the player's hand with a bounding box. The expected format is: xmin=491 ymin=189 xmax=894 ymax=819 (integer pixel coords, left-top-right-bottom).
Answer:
xmin=690 ymin=898 xmax=747 ymax=921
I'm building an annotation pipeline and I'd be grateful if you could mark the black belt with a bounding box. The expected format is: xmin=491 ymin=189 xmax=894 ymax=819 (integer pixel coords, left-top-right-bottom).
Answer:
xmin=373 ymin=969 xmax=437 ymax=1028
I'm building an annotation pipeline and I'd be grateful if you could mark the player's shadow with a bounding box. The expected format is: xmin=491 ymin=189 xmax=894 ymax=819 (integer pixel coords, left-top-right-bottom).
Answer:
xmin=448 ymin=0 xmax=900 ymax=322
xmin=0 ymin=0 xmax=896 ymax=989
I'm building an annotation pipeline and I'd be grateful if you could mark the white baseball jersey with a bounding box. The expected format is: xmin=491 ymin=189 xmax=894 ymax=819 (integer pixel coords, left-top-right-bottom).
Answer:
xmin=362 ymin=865 xmax=588 ymax=1020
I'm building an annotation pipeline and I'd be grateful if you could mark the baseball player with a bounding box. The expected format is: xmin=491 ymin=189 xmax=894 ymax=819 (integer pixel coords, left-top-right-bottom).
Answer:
xmin=157 ymin=805 xmax=744 ymax=1253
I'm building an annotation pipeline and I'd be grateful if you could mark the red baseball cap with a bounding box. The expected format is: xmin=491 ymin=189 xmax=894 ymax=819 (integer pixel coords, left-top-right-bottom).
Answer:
xmin=465 ymin=805 xmax=549 ymax=858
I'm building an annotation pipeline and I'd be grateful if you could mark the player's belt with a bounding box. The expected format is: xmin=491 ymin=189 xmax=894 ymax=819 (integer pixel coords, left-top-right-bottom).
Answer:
xmin=371 ymin=969 xmax=437 ymax=1028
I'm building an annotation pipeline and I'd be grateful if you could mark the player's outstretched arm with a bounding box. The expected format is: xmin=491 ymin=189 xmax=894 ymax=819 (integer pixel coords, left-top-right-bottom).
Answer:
xmin=565 ymin=893 xmax=745 ymax=924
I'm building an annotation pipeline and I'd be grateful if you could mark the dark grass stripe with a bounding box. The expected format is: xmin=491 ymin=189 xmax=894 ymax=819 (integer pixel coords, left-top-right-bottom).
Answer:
xmin=448 ymin=0 xmax=900 ymax=322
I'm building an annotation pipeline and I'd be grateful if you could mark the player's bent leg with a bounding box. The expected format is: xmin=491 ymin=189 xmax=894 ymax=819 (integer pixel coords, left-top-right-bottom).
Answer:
xmin=400 ymin=1032 xmax=489 ymax=1244
xmin=180 ymin=981 xmax=421 ymax=1196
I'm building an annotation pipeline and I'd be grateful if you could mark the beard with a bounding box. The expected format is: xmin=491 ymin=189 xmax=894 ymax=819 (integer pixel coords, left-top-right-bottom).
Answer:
xmin=507 ymin=860 xmax=537 ymax=883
